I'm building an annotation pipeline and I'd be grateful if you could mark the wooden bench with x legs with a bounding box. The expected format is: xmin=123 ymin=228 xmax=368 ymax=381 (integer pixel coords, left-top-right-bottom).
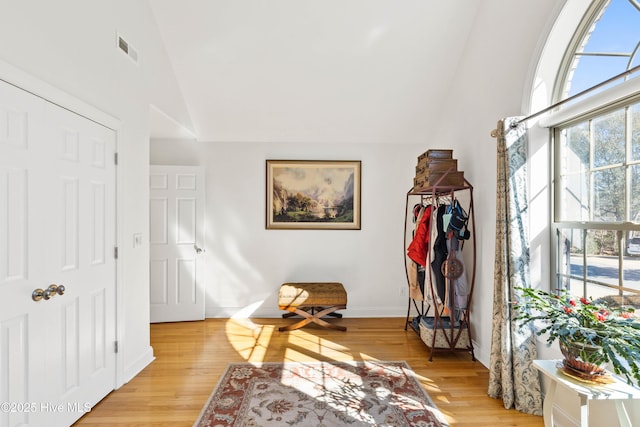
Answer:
xmin=278 ymin=282 xmax=347 ymax=331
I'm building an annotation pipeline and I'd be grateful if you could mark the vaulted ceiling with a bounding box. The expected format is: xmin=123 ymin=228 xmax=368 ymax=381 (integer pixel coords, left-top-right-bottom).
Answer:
xmin=148 ymin=1 xmax=562 ymax=143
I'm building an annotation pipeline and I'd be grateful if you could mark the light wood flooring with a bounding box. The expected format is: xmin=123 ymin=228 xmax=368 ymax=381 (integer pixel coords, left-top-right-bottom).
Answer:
xmin=74 ymin=317 xmax=543 ymax=426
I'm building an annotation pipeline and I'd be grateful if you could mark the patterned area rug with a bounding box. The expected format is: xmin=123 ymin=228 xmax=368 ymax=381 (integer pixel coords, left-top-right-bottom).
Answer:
xmin=193 ymin=360 xmax=449 ymax=427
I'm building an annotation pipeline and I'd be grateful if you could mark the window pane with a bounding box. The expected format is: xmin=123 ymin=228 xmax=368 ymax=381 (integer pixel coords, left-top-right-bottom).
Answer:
xmin=632 ymin=103 xmax=640 ymax=162
xmin=559 ymin=125 xmax=590 ymax=221
xmin=581 ymin=0 xmax=640 ymax=53
xmin=565 ymin=0 xmax=640 ymax=97
xmin=567 ymin=229 xmax=585 ymax=281
xmin=593 ymin=109 xmax=625 ymax=167
xmin=563 ymin=124 xmax=590 ymax=171
xmin=559 ymin=173 xmax=589 ymax=221
xmin=568 ymin=56 xmax=630 ymax=96
xmin=623 ymin=253 xmax=640 ymax=294
xmin=558 ymin=228 xmax=640 ymax=303
xmin=557 ymin=228 xmax=582 ymax=291
xmin=631 ymin=53 xmax=640 ymax=74
xmin=585 ymin=283 xmax=621 ymax=301
xmin=604 ymin=291 xmax=640 ymax=309
xmin=583 ymin=230 xmax=620 ymax=294
xmin=593 ymin=167 xmax=625 ymax=221
xmin=587 ymin=228 xmax=619 ymax=257
xmin=566 ymin=276 xmax=585 ymax=300
xmin=631 ymin=164 xmax=640 ymax=221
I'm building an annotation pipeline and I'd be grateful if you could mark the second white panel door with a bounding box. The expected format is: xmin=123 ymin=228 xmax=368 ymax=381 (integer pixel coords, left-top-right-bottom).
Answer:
xmin=149 ymin=165 xmax=205 ymax=322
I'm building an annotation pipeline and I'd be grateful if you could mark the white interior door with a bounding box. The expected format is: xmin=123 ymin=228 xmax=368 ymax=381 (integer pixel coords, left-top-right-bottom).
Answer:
xmin=0 ymin=78 xmax=48 ymax=427
xmin=42 ymin=102 xmax=117 ymax=425
xmin=0 ymin=80 xmax=116 ymax=427
xmin=150 ymin=166 xmax=205 ymax=322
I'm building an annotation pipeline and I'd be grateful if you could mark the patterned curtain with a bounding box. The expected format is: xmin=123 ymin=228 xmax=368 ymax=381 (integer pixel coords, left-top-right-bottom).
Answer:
xmin=487 ymin=117 xmax=542 ymax=415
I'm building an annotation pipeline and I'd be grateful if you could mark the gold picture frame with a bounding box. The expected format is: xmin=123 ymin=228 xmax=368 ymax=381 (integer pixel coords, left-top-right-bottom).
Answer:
xmin=266 ymin=160 xmax=361 ymax=230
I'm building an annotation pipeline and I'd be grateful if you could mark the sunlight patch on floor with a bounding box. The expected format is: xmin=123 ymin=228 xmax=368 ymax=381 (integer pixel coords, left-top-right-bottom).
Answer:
xmin=224 ymin=317 xmax=274 ymax=361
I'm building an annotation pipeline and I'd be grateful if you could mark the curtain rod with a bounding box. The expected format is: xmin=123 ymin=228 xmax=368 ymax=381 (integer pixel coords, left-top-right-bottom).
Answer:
xmin=491 ymin=63 xmax=640 ymax=137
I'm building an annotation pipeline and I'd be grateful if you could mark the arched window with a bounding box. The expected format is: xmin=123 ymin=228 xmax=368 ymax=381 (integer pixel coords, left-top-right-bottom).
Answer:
xmin=552 ymin=0 xmax=640 ymax=304
xmin=559 ymin=0 xmax=640 ymax=98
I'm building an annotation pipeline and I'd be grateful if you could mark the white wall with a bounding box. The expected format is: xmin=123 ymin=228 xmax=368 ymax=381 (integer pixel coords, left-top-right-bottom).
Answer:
xmin=151 ymin=139 xmax=426 ymax=318
xmin=0 ymin=0 xmax=192 ymax=383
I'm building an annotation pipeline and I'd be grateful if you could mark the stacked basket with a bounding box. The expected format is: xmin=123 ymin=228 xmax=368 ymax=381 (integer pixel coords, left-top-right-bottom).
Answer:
xmin=413 ymin=149 xmax=464 ymax=191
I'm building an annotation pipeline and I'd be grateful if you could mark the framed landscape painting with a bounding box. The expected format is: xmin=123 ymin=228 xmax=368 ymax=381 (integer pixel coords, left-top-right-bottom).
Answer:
xmin=266 ymin=160 xmax=361 ymax=230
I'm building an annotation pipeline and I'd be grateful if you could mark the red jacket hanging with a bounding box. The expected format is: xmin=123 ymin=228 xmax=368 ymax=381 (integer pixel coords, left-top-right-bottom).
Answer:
xmin=407 ymin=205 xmax=433 ymax=267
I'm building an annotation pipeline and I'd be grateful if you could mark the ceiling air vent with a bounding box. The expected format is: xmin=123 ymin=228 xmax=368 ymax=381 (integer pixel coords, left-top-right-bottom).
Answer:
xmin=117 ymin=33 xmax=138 ymax=64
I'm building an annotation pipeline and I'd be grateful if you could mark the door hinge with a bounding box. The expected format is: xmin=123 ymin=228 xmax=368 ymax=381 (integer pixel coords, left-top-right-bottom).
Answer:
xmin=114 ymin=246 xmax=118 ymax=259
xmin=114 ymin=152 xmax=118 ymax=165
xmin=114 ymin=341 xmax=119 ymax=353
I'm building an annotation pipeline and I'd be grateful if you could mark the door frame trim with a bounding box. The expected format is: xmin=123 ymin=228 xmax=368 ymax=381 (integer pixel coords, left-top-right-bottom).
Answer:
xmin=0 ymin=58 xmax=126 ymax=388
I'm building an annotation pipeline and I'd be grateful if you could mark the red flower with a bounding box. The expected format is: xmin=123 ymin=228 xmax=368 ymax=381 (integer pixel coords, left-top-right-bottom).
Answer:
xmin=569 ymin=299 xmax=577 ymax=306
xmin=580 ymin=297 xmax=591 ymax=305
xmin=563 ymin=306 xmax=573 ymax=314
xmin=595 ymin=311 xmax=608 ymax=322
xmin=622 ymin=312 xmax=633 ymax=319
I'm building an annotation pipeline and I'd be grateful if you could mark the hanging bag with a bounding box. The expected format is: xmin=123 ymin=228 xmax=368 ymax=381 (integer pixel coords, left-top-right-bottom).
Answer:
xmin=447 ymin=199 xmax=470 ymax=240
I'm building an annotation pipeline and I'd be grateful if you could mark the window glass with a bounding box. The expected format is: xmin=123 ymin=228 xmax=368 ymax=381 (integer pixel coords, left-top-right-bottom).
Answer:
xmin=593 ymin=109 xmax=625 ymax=167
xmin=559 ymin=125 xmax=590 ymax=221
xmin=557 ymin=103 xmax=640 ymax=223
xmin=587 ymin=227 xmax=619 ymax=257
xmin=623 ymin=252 xmax=640 ymax=297
xmin=569 ymin=56 xmax=630 ymax=95
xmin=593 ymin=167 xmax=625 ymax=221
xmin=564 ymin=123 xmax=590 ymax=171
xmin=564 ymin=0 xmax=640 ymax=97
xmin=631 ymin=164 xmax=640 ymax=220
xmin=581 ymin=0 xmax=640 ymax=53
xmin=632 ymin=103 xmax=640 ymax=161
xmin=558 ymin=173 xmax=589 ymax=221
xmin=558 ymin=228 xmax=626 ymax=298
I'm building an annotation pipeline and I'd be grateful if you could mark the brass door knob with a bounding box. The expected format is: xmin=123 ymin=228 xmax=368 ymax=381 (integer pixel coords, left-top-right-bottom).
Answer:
xmin=43 ymin=285 xmax=56 ymax=300
xmin=32 ymin=288 xmax=44 ymax=302
xmin=33 ymin=284 xmax=66 ymax=301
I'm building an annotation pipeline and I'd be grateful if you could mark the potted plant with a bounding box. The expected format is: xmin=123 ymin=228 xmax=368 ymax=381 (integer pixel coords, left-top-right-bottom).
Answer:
xmin=513 ymin=286 xmax=640 ymax=385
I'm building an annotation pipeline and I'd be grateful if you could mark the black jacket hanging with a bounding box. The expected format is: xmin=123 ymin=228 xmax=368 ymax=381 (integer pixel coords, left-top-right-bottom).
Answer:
xmin=430 ymin=204 xmax=448 ymax=303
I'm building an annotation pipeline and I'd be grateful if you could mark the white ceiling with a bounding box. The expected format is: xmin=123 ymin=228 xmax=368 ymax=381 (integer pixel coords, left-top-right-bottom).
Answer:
xmin=148 ymin=1 xmax=484 ymax=143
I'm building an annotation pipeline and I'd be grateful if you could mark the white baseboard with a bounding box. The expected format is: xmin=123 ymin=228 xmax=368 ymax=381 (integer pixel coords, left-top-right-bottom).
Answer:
xmin=205 ymin=306 xmax=408 ymax=319
xmin=123 ymin=345 xmax=155 ymax=384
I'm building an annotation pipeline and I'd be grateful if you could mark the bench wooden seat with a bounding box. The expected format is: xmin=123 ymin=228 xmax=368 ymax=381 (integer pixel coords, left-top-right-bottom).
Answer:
xmin=278 ymin=282 xmax=347 ymax=331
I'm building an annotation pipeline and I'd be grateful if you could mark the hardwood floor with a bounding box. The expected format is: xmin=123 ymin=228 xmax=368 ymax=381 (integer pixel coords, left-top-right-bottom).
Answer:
xmin=74 ymin=317 xmax=543 ymax=426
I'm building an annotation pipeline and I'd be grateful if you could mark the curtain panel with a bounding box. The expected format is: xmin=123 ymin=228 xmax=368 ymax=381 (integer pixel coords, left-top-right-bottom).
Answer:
xmin=487 ymin=117 xmax=542 ymax=415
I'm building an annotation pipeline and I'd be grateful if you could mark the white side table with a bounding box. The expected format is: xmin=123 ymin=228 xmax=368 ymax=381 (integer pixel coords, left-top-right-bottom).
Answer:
xmin=533 ymin=359 xmax=640 ymax=427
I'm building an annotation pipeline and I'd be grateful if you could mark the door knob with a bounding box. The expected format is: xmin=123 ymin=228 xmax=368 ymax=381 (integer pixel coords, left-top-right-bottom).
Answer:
xmin=32 ymin=288 xmax=44 ymax=302
xmin=32 ymin=284 xmax=65 ymax=301
xmin=194 ymin=245 xmax=205 ymax=254
xmin=43 ymin=284 xmax=57 ymax=300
